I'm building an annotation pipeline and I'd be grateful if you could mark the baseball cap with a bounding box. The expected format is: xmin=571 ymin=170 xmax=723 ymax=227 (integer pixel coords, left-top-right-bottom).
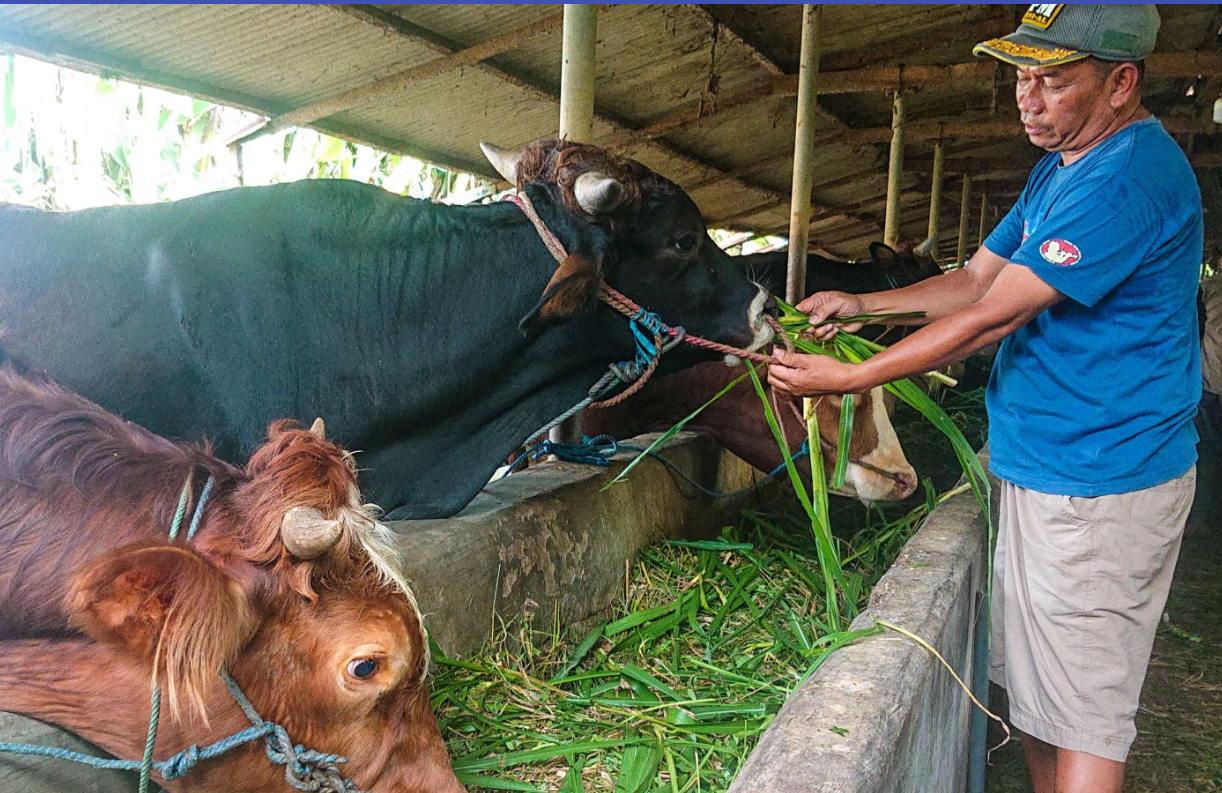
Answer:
xmin=974 ymin=4 xmax=1160 ymax=67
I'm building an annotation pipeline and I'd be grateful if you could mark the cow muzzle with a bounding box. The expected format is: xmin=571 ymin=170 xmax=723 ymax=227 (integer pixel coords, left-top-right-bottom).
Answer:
xmin=745 ymin=287 xmax=776 ymax=353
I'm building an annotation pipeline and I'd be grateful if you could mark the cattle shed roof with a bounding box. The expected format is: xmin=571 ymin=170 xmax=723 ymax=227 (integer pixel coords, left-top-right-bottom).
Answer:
xmin=3 ymin=3 xmax=1222 ymax=258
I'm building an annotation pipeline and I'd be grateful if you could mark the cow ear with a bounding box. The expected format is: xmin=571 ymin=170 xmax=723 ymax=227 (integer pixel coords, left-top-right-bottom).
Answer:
xmin=67 ymin=541 xmax=258 ymax=724
xmin=518 ymin=250 xmax=605 ymax=332
xmin=868 ymin=242 xmax=900 ymax=271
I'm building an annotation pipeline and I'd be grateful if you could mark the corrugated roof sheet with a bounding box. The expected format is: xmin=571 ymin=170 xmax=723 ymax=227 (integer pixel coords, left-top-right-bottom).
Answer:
xmin=2 ymin=3 xmax=1219 ymax=255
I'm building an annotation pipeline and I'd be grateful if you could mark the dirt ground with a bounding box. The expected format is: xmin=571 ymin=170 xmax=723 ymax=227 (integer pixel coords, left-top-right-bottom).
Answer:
xmin=985 ymin=518 xmax=1222 ymax=792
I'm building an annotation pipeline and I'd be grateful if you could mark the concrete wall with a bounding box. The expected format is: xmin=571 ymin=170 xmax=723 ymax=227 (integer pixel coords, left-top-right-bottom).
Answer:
xmin=728 ymin=449 xmax=993 ymax=793
xmin=389 ymin=432 xmax=776 ymax=657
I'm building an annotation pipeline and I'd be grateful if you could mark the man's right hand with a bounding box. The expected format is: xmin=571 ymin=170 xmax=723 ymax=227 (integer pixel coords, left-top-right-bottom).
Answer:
xmin=797 ymin=291 xmax=867 ymax=341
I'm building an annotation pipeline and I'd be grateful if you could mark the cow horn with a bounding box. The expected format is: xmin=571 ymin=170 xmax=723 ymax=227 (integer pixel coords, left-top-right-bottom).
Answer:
xmin=574 ymin=172 xmax=624 ymax=215
xmin=309 ymin=417 xmax=326 ymax=440
xmin=280 ymin=506 xmax=343 ymax=560
xmin=913 ymin=235 xmax=937 ymax=257
xmin=479 ymin=142 xmax=520 ymax=184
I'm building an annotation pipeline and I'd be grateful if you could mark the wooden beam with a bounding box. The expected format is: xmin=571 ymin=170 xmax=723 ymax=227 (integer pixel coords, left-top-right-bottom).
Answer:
xmin=786 ymin=4 xmax=821 ymax=303
xmin=600 ymin=61 xmax=997 ymax=154
xmin=815 ymin=220 xmax=881 ymax=249
xmin=820 ymin=115 xmax=1215 ymax=147
xmin=1192 ymin=152 xmax=1222 ymax=169
xmin=553 ymin=4 xmax=598 ymax=445
xmin=956 ymin=175 xmax=972 ymax=267
xmin=928 ymin=141 xmax=945 ymax=247
xmin=883 ymin=92 xmax=906 ymax=248
xmin=245 ymin=12 xmax=564 ymax=142
xmin=688 ymin=3 xmax=846 ymax=127
xmin=820 ymin=15 xmax=1012 ymax=71
xmin=977 ymin=193 xmax=989 ymax=249
xmin=1145 ymin=51 xmax=1222 ymax=79
xmin=655 ymin=48 xmax=1222 ymax=170
xmin=559 ymin=5 xmax=597 ymax=143
xmin=691 ymin=4 xmax=783 ymax=75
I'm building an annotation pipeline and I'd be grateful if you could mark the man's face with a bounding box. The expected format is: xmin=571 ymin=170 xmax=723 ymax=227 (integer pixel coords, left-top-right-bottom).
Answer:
xmin=1015 ymin=61 xmax=1116 ymax=152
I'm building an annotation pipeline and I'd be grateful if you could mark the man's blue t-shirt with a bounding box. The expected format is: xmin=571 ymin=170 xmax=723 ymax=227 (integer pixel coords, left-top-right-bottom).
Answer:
xmin=983 ymin=117 xmax=1202 ymax=497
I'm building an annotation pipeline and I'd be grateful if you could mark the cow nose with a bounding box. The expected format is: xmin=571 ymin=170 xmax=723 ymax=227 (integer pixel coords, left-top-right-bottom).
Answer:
xmin=895 ymin=471 xmax=918 ymax=500
xmin=762 ymin=294 xmax=780 ymax=318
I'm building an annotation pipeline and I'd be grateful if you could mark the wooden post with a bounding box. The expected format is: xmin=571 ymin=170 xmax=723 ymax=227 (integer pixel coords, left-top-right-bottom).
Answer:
xmin=553 ymin=3 xmax=598 ymax=444
xmin=956 ymin=175 xmax=972 ymax=267
xmin=977 ymin=192 xmax=989 ymax=249
xmin=559 ymin=4 xmax=597 ymax=142
xmin=927 ymin=140 xmax=944 ymax=251
xmin=883 ymin=91 xmax=906 ymax=249
xmin=786 ymin=4 xmax=821 ymax=304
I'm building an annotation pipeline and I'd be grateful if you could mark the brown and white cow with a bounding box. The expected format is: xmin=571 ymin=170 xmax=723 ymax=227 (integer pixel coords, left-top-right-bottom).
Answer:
xmin=0 ymin=363 xmax=464 ymax=792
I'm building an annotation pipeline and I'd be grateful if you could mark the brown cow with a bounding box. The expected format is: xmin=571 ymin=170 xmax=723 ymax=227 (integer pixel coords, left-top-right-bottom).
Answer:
xmin=0 ymin=364 xmax=464 ymax=792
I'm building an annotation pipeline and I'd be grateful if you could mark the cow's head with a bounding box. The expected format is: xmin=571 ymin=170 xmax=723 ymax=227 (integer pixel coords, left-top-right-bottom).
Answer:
xmin=67 ymin=541 xmax=463 ymax=793
xmin=481 ymin=139 xmax=774 ymax=354
xmin=805 ymin=389 xmax=918 ymax=502
xmin=199 ymin=418 xmax=409 ymax=603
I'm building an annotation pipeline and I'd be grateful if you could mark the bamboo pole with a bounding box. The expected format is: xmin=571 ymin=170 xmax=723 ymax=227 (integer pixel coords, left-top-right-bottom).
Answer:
xmin=977 ymin=192 xmax=990 ymax=249
xmin=927 ymin=141 xmax=945 ymax=251
xmin=553 ymin=4 xmax=598 ymax=444
xmin=559 ymin=4 xmax=598 ymax=143
xmin=882 ymin=91 xmax=906 ymax=249
xmin=786 ymin=4 xmax=821 ymax=304
xmin=956 ymin=175 xmax=972 ymax=267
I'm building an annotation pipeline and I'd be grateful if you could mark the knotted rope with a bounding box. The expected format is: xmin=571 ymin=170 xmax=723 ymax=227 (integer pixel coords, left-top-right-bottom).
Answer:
xmin=0 ymin=470 xmax=363 ymax=793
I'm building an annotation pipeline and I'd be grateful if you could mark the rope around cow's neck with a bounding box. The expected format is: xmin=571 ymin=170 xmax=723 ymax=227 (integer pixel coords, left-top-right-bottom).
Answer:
xmin=503 ymin=191 xmax=775 ymax=366
xmin=0 ymin=471 xmax=363 ymax=793
xmin=505 ymin=191 xmax=778 ymax=442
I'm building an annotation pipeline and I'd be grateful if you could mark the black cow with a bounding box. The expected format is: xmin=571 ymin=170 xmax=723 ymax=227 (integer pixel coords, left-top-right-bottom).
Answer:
xmin=0 ymin=139 xmax=773 ymax=519
xmin=744 ymin=240 xmax=943 ymax=299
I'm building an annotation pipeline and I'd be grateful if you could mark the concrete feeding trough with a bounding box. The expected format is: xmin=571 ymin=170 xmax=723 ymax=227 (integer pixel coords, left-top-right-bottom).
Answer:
xmin=393 ymin=431 xmax=778 ymax=657
xmin=395 ymin=437 xmax=993 ymax=792
xmin=729 ymin=448 xmax=993 ymax=793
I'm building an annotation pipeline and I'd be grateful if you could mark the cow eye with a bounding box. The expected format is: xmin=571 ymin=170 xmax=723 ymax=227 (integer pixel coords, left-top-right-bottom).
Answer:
xmin=347 ymin=658 xmax=379 ymax=680
xmin=672 ymin=233 xmax=700 ymax=253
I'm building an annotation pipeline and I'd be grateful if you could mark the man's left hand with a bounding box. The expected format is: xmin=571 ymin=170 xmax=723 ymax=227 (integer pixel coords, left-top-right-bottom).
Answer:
xmin=768 ymin=349 xmax=864 ymax=397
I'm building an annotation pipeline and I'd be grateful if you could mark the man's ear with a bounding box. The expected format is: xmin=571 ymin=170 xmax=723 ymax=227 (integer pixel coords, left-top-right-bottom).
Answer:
xmin=67 ymin=541 xmax=258 ymax=724
xmin=518 ymin=250 xmax=605 ymax=333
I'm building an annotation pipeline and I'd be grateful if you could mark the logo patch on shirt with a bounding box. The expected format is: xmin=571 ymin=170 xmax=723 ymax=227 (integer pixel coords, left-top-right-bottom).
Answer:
xmin=1022 ymin=4 xmax=1064 ymax=30
xmin=1022 ymin=220 xmax=1031 ymax=243
xmin=1039 ymin=239 xmax=1081 ymax=266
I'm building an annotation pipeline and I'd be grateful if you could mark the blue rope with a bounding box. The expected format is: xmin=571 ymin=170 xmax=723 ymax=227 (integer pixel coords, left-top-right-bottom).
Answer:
xmin=0 ymin=470 xmax=362 ymax=792
xmin=139 ymin=472 xmax=210 ymax=793
xmin=629 ymin=308 xmax=666 ymax=367
xmin=0 ymin=713 xmax=348 ymax=788
xmin=501 ymin=435 xmax=620 ymax=479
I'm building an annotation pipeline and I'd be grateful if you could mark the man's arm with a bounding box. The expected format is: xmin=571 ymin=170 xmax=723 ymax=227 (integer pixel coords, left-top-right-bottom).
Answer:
xmin=798 ymin=246 xmax=1012 ymax=341
xmin=769 ymin=262 xmax=1063 ymax=397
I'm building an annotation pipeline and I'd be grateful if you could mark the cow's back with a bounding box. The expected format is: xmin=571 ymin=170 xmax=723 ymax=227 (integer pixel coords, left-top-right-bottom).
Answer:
xmin=0 ymin=182 xmax=395 ymax=456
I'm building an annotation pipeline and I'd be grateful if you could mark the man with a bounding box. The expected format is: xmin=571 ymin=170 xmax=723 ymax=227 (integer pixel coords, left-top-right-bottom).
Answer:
xmin=1195 ymin=257 xmax=1222 ymax=526
xmin=768 ymin=6 xmax=1201 ymax=792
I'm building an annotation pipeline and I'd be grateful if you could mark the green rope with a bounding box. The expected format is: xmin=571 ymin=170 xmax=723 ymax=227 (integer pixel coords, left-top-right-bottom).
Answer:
xmin=138 ymin=471 xmax=196 ymax=793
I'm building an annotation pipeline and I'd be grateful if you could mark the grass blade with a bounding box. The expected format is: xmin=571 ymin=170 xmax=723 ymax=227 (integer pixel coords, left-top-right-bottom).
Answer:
xmin=831 ymin=394 xmax=854 ymax=490
xmin=606 ymin=371 xmax=750 ymax=488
